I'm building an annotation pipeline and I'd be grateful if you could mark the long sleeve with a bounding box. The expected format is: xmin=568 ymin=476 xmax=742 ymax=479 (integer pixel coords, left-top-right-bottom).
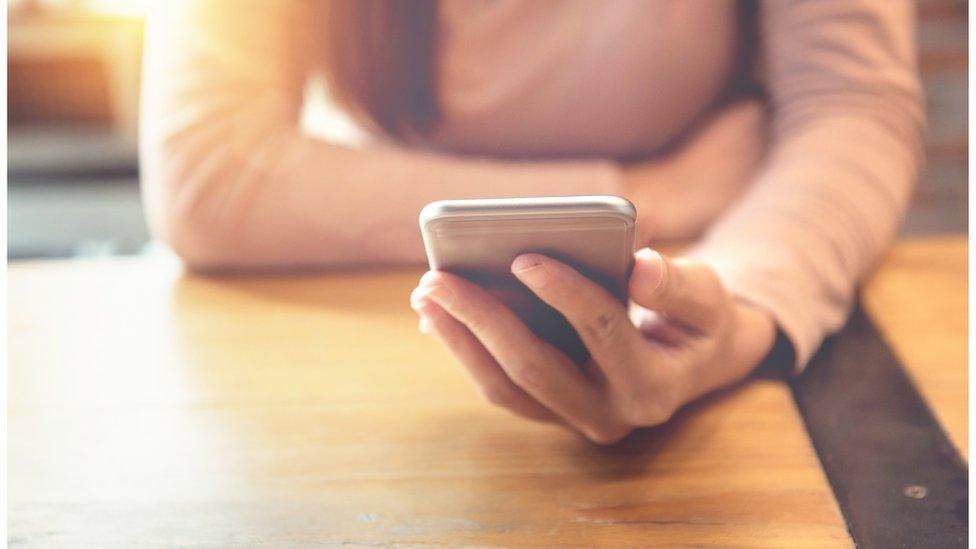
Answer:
xmin=139 ymin=0 xmax=621 ymax=269
xmin=688 ymin=0 xmax=924 ymax=369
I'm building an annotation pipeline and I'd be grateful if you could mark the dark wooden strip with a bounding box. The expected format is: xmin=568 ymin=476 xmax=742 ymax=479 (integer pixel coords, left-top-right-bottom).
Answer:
xmin=791 ymin=304 xmax=968 ymax=548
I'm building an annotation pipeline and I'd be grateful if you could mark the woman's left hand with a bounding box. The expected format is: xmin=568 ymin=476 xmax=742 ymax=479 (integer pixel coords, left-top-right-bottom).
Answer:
xmin=410 ymin=249 xmax=778 ymax=444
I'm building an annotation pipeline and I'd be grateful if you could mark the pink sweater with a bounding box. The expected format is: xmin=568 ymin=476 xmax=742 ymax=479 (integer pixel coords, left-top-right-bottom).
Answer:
xmin=140 ymin=0 xmax=924 ymax=369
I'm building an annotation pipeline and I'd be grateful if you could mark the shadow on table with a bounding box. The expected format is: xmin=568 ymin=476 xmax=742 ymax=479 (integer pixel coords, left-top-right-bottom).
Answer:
xmin=566 ymin=377 xmax=759 ymax=482
xmin=167 ymin=268 xmax=779 ymax=494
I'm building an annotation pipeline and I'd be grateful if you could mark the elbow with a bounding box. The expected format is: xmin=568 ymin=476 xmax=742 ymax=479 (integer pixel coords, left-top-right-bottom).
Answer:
xmin=142 ymin=147 xmax=251 ymax=271
xmin=158 ymin=199 xmax=242 ymax=272
xmin=139 ymin=93 xmax=308 ymax=270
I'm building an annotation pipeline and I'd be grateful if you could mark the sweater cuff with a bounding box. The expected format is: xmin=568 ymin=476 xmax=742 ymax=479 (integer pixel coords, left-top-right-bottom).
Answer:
xmin=684 ymin=245 xmax=845 ymax=373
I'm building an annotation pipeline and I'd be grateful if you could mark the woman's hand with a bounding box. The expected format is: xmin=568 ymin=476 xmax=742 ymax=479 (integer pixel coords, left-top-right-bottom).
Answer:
xmin=623 ymin=100 xmax=767 ymax=245
xmin=410 ymin=249 xmax=777 ymax=444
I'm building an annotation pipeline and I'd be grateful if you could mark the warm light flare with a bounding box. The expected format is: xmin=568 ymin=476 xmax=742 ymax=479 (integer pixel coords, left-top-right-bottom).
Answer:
xmin=84 ymin=0 xmax=148 ymax=17
xmin=8 ymin=0 xmax=148 ymax=17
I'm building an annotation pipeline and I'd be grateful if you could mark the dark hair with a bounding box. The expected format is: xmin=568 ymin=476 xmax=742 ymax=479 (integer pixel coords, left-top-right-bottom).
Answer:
xmin=323 ymin=0 xmax=440 ymax=138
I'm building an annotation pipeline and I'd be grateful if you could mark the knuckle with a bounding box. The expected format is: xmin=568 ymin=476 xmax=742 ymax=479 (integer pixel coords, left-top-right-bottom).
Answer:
xmin=507 ymin=360 xmax=548 ymax=393
xmin=422 ymin=307 xmax=447 ymax=330
xmin=580 ymin=309 xmax=625 ymax=346
xmin=628 ymin=406 xmax=674 ymax=428
xmin=584 ymin=423 xmax=632 ymax=445
xmin=617 ymin=387 xmax=679 ymax=427
xmin=463 ymin=301 xmax=501 ymax=334
xmin=482 ymin=385 xmax=514 ymax=408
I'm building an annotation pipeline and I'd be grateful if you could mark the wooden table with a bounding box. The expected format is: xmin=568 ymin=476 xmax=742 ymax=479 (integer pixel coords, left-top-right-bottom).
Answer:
xmin=8 ymin=236 xmax=966 ymax=547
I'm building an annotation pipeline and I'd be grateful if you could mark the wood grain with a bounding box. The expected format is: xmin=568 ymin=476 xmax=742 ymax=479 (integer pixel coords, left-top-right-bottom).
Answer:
xmin=7 ymin=252 xmax=856 ymax=547
xmin=862 ymin=235 xmax=968 ymax=457
xmin=10 ymin=234 xmax=965 ymax=546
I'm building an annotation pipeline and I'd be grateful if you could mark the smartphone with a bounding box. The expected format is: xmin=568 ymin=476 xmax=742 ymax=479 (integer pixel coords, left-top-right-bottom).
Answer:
xmin=419 ymin=195 xmax=637 ymax=364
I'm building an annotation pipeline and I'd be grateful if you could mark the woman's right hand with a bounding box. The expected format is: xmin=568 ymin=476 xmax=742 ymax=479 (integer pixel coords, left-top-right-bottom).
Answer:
xmin=411 ymin=248 xmax=776 ymax=444
xmin=622 ymin=99 xmax=767 ymax=245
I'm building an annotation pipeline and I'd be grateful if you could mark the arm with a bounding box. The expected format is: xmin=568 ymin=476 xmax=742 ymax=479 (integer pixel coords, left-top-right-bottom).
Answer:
xmin=407 ymin=0 xmax=923 ymax=442
xmin=622 ymin=99 xmax=768 ymax=244
xmin=688 ymin=0 xmax=924 ymax=368
xmin=140 ymin=0 xmax=621 ymax=270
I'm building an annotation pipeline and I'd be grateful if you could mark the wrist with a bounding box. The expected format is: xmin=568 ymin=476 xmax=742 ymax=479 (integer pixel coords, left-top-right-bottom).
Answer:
xmin=730 ymin=300 xmax=778 ymax=377
xmin=679 ymin=300 xmax=777 ymax=403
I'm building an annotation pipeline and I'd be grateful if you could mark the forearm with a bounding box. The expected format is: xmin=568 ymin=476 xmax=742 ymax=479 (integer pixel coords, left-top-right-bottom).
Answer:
xmin=142 ymin=0 xmax=760 ymax=270
xmin=145 ymin=96 xmax=760 ymax=271
xmin=142 ymin=120 xmax=622 ymax=269
xmin=683 ymin=0 xmax=923 ymax=370
xmin=620 ymin=100 xmax=767 ymax=244
xmin=688 ymin=112 xmax=921 ymax=369
xmin=140 ymin=0 xmax=623 ymax=270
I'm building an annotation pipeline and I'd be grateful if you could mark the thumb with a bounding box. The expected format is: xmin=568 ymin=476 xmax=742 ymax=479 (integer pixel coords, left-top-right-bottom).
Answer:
xmin=629 ymin=248 xmax=726 ymax=332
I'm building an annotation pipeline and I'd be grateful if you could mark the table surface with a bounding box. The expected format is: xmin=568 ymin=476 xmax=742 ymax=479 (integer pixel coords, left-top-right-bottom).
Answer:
xmin=8 ymin=235 xmax=966 ymax=547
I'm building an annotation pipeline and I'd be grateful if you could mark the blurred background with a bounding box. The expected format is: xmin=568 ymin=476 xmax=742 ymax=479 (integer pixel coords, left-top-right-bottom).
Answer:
xmin=6 ymin=0 xmax=968 ymax=260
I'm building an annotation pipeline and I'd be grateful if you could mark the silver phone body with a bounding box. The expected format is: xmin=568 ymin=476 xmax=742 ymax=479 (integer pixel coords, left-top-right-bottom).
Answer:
xmin=420 ymin=195 xmax=637 ymax=363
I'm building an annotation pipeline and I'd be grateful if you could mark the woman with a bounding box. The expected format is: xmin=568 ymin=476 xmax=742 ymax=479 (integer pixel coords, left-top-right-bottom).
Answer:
xmin=141 ymin=1 xmax=923 ymax=443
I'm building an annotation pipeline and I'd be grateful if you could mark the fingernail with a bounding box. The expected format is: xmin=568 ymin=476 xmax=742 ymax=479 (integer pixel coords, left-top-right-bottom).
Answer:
xmin=511 ymin=254 xmax=549 ymax=287
xmin=418 ymin=270 xmax=439 ymax=287
xmin=635 ymin=247 xmax=660 ymax=263
xmin=410 ymin=294 xmax=440 ymax=334
xmin=410 ymin=286 xmax=430 ymax=310
xmin=634 ymin=248 xmax=666 ymax=293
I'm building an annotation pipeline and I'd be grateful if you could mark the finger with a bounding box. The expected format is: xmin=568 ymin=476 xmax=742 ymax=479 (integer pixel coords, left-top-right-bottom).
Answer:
xmin=415 ymin=271 xmax=627 ymax=442
xmin=628 ymin=248 xmax=725 ymax=332
xmin=509 ymin=254 xmax=646 ymax=382
xmin=410 ymin=291 xmax=560 ymax=423
xmin=633 ymin=308 xmax=689 ymax=346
